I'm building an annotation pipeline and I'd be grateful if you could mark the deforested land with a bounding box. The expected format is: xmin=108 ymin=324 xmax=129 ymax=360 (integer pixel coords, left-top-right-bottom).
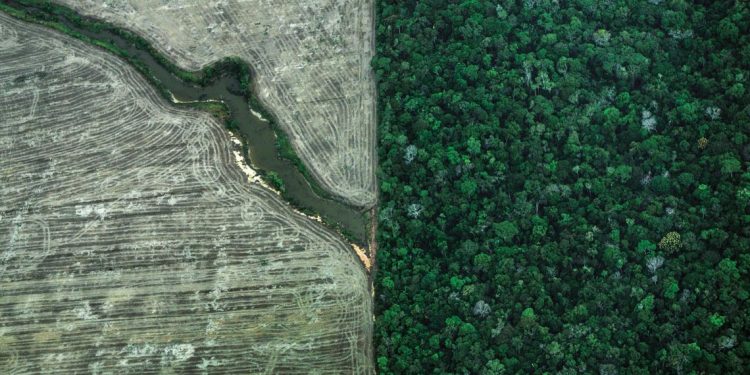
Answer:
xmin=0 ymin=11 xmax=372 ymax=373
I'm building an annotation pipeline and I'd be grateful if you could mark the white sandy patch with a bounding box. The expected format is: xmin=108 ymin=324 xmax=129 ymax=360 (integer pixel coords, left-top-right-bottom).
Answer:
xmin=170 ymin=92 xmax=222 ymax=104
xmin=250 ymin=108 xmax=268 ymax=122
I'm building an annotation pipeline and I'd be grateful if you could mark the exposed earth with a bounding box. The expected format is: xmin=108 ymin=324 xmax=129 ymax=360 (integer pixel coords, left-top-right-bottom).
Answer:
xmin=0 ymin=12 xmax=373 ymax=373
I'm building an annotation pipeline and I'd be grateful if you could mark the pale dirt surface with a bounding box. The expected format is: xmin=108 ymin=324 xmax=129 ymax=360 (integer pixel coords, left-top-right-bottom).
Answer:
xmin=60 ymin=0 xmax=377 ymax=208
xmin=0 ymin=13 xmax=372 ymax=374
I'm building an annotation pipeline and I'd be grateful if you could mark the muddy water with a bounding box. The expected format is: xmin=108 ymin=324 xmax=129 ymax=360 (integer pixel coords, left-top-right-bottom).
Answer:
xmin=4 ymin=1 xmax=367 ymax=242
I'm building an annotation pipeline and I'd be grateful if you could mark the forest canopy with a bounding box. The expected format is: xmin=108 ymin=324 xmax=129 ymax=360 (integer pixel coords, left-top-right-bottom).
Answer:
xmin=373 ymin=0 xmax=750 ymax=373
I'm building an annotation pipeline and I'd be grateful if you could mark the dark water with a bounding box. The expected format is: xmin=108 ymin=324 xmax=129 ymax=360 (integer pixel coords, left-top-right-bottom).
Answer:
xmin=5 ymin=2 xmax=367 ymax=243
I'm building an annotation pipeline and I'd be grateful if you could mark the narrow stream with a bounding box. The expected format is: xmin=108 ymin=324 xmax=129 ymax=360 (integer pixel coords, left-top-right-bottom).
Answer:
xmin=3 ymin=1 xmax=368 ymax=243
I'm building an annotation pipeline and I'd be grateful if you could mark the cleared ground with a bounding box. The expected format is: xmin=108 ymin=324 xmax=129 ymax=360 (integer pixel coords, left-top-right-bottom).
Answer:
xmin=0 ymin=13 xmax=372 ymax=374
xmin=60 ymin=0 xmax=377 ymax=207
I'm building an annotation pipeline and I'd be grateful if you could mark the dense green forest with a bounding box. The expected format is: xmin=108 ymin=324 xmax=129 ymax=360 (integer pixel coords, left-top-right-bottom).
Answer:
xmin=373 ymin=0 xmax=750 ymax=373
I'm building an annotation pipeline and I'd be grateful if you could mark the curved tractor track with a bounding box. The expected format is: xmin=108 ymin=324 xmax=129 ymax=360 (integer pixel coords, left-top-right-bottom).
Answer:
xmin=0 ymin=12 xmax=373 ymax=374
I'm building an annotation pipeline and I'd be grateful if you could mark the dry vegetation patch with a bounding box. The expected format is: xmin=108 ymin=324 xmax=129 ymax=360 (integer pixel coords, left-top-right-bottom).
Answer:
xmin=0 ymin=13 xmax=372 ymax=373
xmin=60 ymin=0 xmax=377 ymax=207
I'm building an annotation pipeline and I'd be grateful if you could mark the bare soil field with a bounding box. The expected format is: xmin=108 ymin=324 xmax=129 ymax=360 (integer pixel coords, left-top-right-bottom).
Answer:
xmin=60 ymin=0 xmax=377 ymax=208
xmin=0 ymin=12 xmax=372 ymax=373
